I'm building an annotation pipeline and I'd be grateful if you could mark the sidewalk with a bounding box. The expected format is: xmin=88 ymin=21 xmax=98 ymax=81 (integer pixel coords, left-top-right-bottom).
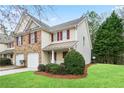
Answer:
xmin=0 ymin=68 xmax=36 ymax=76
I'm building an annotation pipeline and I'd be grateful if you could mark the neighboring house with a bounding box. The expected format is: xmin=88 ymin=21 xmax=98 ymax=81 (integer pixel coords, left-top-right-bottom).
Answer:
xmin=12 ymin=12 xmax=92 ymax=69
xmin=0 ymin=25 xmax=14 ymax=64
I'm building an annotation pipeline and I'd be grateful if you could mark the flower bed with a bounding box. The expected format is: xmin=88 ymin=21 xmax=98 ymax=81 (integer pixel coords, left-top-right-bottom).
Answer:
xmin=35 ymin=64 xmax=93 ymax=79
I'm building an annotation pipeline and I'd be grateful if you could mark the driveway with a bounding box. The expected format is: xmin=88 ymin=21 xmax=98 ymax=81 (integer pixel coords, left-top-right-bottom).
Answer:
xmin=0 ymin=68 xmax=37 ymax=76
xmin=0 ymin=65 xmax=17 ymax=71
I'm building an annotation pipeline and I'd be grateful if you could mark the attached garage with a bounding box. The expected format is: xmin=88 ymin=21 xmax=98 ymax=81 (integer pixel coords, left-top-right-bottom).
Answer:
xmin=27 ymin=53 xmax=39 ymax=69
xmin=16 ymin=54 xmax=24 ymax=66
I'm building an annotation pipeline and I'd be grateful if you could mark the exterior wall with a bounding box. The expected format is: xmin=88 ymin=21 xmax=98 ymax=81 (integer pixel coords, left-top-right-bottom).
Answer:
xmin=56 ymin=51 xmax=64 ymax=64
xmin=70 ymin=28 xmax=77 ymax=41
xmin=14 ymin=30 xmax=42 ymax=66
xmin=0 ymin=44 xmax=7 ymax=52
xmin=41 ymin=51 xmax=50 ymax=64
xmin=17 ymin=15 xmax=30 ymax=33
xmin=76 ymin=19 xmax=92 ymax=64
xmin=41 ymin=31 xmax=51 ymax=48
xmin=51 ymin=28 xmax=77 ymax=44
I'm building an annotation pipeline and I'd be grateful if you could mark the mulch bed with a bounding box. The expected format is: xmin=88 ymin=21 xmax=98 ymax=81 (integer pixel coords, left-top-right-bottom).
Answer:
xmin=34 ymin=64 xmax=93 ymax=79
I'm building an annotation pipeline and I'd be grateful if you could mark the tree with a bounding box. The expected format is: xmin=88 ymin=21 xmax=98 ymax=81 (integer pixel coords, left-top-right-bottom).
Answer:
xmin=0 ymin=5 xmax=55 ymax=32
xmin=85 ymin=11 xmax=101 ymax=47
xmin=94 ymin=11 xmax=124 ymax=64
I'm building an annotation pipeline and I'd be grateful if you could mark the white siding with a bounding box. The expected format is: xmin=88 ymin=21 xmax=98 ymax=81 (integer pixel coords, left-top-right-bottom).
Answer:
xmin=0 ymin=44 xmax=7 ymax=52
xmin=41 ymin=31 xmax=51 ymax=48
xmin=76 ymin=19 xmax=92 ymax=64
xmin=17 ymin=15 xmax=30 ymax=33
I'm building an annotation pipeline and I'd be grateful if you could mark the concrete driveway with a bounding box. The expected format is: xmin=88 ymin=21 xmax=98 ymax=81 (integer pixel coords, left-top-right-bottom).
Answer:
xmin=0 ymin=68 xmax=37 ymax=76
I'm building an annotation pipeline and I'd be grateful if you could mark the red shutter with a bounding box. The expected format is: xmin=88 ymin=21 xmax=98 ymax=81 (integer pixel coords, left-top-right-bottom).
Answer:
xmin=51 ymin=33 xmax=53 ymax=42
xmin=16 ymin=37 xmax=18 ymax=46
xmin=35 ymin=32 xmax=37 ymax=43
xmin=29 ymin=34 xmax=31 ymax=44
xmin=57 ymin=32 xmax=59 ymax=41
xmin=67 ymin=30 xmax=70 ymax=39
xmin=60 ymin=31 xmax=62 ymax=40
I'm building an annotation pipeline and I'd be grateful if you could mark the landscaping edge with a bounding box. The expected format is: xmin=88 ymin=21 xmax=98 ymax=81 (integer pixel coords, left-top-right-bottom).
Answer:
xmin=34 ymin=64 xmax=93 ymax=79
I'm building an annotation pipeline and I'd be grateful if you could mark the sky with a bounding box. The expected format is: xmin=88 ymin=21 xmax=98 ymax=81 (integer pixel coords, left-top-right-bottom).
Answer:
xmin=1 ymin=5 xmax=121 ymax=32
xmin=43 ymin=5 xmax=117 ymax=26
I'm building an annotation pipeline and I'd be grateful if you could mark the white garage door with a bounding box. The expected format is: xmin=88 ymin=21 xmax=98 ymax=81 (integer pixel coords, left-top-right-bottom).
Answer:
xmin=16 ymin=54 xmax=24 ymax=66
xmin=27 ymin=53 xmax=39 ymax=69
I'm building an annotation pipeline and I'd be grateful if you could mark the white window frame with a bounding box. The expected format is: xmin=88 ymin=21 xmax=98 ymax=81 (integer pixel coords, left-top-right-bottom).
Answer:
xmin=62 ymin=30 xmax=67 ymax=41
xmin=18 ymin=36 xmax=22 ymax=46
xmin=30 ymin=33 xmax=35 ymax=44
xmin=53 ymin=32 xmax=57 ymax=42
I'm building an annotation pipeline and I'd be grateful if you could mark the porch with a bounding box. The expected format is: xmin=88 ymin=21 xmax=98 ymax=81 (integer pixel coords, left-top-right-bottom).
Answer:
xmin=42 ymin=41 xmax=78 ymax=64
xmin=0 ymin=48 xmax=14 ymax=64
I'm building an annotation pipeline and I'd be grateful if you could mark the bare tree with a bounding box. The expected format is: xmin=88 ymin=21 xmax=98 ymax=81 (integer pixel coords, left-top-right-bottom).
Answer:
xmin=0 ymin=5 xmax=55 ymax=32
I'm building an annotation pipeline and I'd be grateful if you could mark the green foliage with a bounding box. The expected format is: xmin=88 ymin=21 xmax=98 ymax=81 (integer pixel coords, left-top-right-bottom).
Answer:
xmin=94 ymin=11 xmax=124 ymax=64
xmin=0 ymin=58 xmax=12 ymax=66
xmin=45 ymin=63 xmax=60 ymax=74
xmin=58 ymin=63 xmax=67 ymax=75
xmin=64 ymin=49 xmax=85 ymax=75
xmin=38 ymin=64 xmax=45 ymax=72
xmin=86 ymin=11 xmax=101 ymax=47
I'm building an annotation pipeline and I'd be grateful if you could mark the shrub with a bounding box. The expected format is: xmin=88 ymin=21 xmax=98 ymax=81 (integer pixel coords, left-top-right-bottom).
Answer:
xmin=48 ymin=64 xmax=60 ymax=74
xmin=45 ymin=63 xmax=67 ymax=74
xmin=64 ymin=49 xmax=85 ymax=75
xmin=0 ymin=58 xmax=12 ymax=66
xmin=58 ymin=63 xmax=67 ymax=75
xmin=45 ymin=64 xmax=52 ymax=72
xmin=38 ymin=64 xmax=45 ymax=72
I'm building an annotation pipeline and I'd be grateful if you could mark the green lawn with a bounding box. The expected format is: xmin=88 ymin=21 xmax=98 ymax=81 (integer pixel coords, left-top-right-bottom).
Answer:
xmin=0 ymin=64 xmax=124 ymax=88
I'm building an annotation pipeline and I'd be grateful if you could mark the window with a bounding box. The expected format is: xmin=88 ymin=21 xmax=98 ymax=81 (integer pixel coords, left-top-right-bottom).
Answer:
xmin=67 ymin=30 xmax=70 ymax=39
xmin=31 ymin=33 xmax=35 ymax=44
xmin=17 ymin=36 xmax=23 ymax=46
xmin=57 ymin=32 xmax=63 ymax=41
xmin=63 ymin=51 xmax=68 ymax=58
xmin=57 ymin=32 xmax=59 ymax=41
xmin=29 ymin=32 xmax=37 ymax=44
xmin=83 ymin=36 xmax=85 ymax=46
xmin=7 ymin=43 xmax=11 ymax=48
xmin=63 ymin=30 xmax=67 ymax=40
xmin=8 ymin=42 xmax=14 ymax=48
xmin=60 ymin=31 xmax=62 ymax=40
xmin=53 ymin=32 xmax=57 ymax=41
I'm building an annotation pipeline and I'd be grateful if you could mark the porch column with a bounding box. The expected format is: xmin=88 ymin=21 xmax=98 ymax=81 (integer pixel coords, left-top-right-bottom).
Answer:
xmin=51 ymin=50 xmax=55 ymax=63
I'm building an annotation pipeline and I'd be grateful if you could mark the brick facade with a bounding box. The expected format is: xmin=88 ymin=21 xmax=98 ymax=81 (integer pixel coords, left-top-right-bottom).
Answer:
xmin=14 ymin=30 xmax=42 ymax=67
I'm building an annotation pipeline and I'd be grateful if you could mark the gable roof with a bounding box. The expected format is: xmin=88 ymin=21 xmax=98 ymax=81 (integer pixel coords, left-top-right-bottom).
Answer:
xmin=50 ymin=16 xmax=85 ymax=31
xmin=27 ymin=13 xmax=50 ymax=31
xmin=14 ymin=12 xmax=86 ymax=34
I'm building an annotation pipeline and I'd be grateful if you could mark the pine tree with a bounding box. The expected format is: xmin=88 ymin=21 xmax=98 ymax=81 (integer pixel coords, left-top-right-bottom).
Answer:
xmin=94 ymin=11 xmax=124 ymax=64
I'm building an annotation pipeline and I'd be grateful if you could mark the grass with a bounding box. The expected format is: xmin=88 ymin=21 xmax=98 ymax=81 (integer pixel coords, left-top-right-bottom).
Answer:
xmin=0 ymin=64 xmax=124 ymax=88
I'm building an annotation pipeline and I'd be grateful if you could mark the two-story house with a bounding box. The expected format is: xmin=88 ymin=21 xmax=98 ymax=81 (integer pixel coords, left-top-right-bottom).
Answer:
xmin=0 ymin=25 xmax=14 ymax=63
xmin=14 ymin=12 xmax=92 ymax=69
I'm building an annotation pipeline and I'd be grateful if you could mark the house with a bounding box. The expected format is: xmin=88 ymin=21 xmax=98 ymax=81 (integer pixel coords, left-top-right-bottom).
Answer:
xmin=0 ymin=24 xmax=14 ymax=63
xmin=6 ymin=12 xmax=92 ymax=69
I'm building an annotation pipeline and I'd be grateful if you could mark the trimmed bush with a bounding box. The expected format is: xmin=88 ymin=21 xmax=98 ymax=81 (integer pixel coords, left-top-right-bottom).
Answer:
xmin=58 ymin=63 xmax=67 ymax=75
xmin=46 ymin=64 xmax=60 ymax=74
xmin=0 ymin=58 xmax=12 ymax=66
xmin=38 ymin=64 xmax=45 ymax=72
xmin=64 ymin=49 xmax=85 ymax=75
